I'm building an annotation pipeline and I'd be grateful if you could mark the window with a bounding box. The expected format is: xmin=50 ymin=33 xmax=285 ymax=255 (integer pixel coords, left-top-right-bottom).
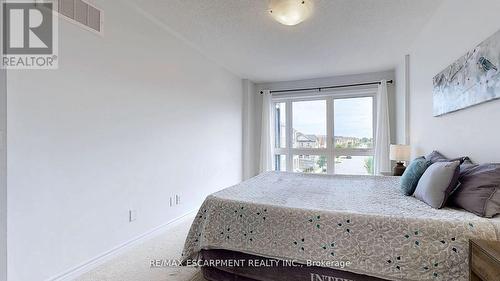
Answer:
xmin=333 ymin=97 xmax=374 ymax=175
xmin=335 ymin=156 xmax=374 ymax=175
xmin=274 ymin=154 xmax=286 ymax=171
xmin=292 ymin=100 xmax=326 ymax=149
xmin=274 ymin=102 xmax=286 ymax=148
xmin=293 ymin=155 xmax=327 ymax=174
xmin=334 ymin=97 xmax=373 ymax=149
xmin=273 ymin=93 xmax=376 ymax=175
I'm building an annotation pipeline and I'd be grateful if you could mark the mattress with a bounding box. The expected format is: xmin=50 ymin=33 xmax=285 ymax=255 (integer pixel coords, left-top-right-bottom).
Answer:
xmin=200 ymin=249 xmax=387 ymax=281
xmin=182 ymin=172 xmax=500 ymax=281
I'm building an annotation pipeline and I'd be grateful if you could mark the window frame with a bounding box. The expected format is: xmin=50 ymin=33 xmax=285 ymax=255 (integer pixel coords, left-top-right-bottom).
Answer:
xmin=273 ymin=88 xmax=377 ymax=175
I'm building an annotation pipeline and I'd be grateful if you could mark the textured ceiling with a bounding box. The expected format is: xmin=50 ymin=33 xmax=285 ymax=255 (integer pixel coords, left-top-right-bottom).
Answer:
xmin=131 ymin=0 xmax=443 ymax=83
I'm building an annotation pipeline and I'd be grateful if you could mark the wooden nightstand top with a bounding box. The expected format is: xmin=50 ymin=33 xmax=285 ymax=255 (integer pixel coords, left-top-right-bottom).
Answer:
xmin=469 ymin=239 xmax=500 ymax=281
xmin=471 ymin=239 xmax=500 ymax=262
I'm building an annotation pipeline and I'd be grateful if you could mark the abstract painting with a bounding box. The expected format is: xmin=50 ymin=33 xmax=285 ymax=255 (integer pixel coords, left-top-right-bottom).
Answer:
xmin=433 ymin=29 xmax=500 ymax=116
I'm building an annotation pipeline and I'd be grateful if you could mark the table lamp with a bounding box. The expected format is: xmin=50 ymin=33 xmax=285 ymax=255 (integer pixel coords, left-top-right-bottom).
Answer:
xmin=390 ymin=144 xmax=411 ymax=176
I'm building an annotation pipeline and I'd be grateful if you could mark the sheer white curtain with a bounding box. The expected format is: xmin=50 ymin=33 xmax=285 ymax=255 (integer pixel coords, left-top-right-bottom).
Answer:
xmin=374 ymin=80 xmax=391 ymax=174
xmin=259 ymin=90 xmax=275 ymax=172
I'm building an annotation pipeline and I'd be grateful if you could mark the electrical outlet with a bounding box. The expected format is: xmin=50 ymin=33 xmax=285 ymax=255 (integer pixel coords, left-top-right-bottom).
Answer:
xmin=129 ymin=209 xmax=137 ymax=222
xmin=175 ymin=195 xmax=180 ymax=205
xmin=169 ymin=197 xmax=173 ymax=207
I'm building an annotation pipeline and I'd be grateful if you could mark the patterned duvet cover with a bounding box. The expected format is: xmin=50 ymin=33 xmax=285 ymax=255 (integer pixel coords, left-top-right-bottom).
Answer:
xmin=182 ymin=172 xmax=500 ymax=281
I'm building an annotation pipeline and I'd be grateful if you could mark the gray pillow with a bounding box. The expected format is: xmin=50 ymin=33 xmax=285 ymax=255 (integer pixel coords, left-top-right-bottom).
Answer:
xmin=400 ymin=157 xmax=430 ymax=196
xmin=414 ymin=161 xmax=460 ymax=209
xmin=449 ymin=163 xmax=500 ymax=217
xmin=425 ymin=150 xmax=469 ymax=165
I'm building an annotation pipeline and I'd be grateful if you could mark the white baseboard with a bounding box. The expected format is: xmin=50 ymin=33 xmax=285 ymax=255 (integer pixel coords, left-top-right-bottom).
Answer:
xmin=48 ymin=210 xmax=197 ymax=281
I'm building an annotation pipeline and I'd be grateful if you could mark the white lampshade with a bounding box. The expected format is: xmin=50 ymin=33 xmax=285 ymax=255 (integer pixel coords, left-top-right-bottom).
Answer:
xmin=269 ymin=0 xmax=313 ymax=26
xmin=390 ymin=145 xmax=411 ymax=161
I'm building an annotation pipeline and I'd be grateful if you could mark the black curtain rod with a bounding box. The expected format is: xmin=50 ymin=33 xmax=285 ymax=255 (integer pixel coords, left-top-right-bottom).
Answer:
xmin=260 ymin=80 xmax=393 ymax=94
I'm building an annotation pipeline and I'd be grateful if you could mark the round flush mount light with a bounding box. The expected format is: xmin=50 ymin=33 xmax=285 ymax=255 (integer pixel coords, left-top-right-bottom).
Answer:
xmin=269 ymin=0 xmax=313 ymax=26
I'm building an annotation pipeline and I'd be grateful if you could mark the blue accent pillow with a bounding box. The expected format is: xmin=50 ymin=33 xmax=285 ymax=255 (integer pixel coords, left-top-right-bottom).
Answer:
xmin=400 ymin=157 xmax=430 ymax=196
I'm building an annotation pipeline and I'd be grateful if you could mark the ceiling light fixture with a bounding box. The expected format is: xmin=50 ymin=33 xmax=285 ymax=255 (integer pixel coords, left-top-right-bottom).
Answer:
xmin=269 ymin=0 xmax=313 ymax=26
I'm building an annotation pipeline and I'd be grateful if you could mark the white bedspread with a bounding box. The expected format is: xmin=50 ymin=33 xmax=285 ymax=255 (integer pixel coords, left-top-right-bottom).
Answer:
xmin=182 ymin=172 xmax=500 ymax=281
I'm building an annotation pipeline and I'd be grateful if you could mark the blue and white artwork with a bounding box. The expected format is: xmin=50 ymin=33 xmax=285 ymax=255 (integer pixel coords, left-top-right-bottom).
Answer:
xmin=433 ymin=29 xmax=500 ymax=116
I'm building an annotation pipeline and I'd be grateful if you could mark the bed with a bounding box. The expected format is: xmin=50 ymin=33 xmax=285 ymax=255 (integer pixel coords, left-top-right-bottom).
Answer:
xmin=182 ymin=172 xmax=500 ymax=281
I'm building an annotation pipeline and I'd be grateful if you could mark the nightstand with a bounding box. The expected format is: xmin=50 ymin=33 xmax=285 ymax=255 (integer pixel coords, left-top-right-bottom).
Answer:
xmin=469 ymin=239 xmax=500 ymax=281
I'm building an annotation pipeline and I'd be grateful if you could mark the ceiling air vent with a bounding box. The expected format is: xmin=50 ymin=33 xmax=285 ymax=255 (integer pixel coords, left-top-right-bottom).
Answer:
xmin=58 ymin=0 xmax=103 ymax=34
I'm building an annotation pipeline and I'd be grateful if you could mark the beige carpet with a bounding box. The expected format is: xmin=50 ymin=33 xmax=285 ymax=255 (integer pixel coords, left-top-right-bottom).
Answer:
xmin=77 ymin=213 xmax=207 ymax=281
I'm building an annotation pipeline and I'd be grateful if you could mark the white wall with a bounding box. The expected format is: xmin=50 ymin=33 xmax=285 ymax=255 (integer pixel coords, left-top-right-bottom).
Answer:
xmin=408 ymin=0 xmax=500 ymax=162
xmin=6 ymin=1 xmax=243 ymax=280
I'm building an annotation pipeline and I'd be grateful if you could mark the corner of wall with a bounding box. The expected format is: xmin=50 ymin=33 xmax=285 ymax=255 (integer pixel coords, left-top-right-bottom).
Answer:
xmin=242 ymin=79 xmax=250 ymax=179
xmin=394 ymin=55 xmax=410 ymax=145
xmin=0 ymin=67 xmax=7 ymax=281
xmin=242 ymin=79 xmax=259 ymax=179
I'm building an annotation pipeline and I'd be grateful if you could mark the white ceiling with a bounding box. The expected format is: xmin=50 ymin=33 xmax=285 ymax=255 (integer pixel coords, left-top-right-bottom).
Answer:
xmin=132 ymin=0 xmax=443 ymax=83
